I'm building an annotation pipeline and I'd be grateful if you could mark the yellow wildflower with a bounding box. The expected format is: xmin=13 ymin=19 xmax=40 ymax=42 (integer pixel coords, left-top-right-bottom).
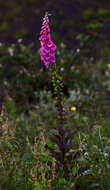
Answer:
xmin=107 ymin=64 xmax=110 ymax=68
xmin=71 ymin=106 xmax=76 ymax=111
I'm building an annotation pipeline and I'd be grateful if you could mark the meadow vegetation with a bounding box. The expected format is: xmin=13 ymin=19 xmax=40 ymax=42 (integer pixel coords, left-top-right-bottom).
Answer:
xmin=0 ymin=12 xmax=110 ymax=190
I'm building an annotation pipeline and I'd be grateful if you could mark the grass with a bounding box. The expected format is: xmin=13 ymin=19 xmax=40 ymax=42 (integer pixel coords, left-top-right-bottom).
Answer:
xmin=0 ymin=41 xmax=110 ymax=189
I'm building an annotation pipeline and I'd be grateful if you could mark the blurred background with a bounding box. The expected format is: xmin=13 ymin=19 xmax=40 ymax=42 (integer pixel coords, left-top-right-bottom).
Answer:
xmin=0 ymin=0 xmax=110 ymax=116
xmin=0 ymin=0 xmax=110 ymax=51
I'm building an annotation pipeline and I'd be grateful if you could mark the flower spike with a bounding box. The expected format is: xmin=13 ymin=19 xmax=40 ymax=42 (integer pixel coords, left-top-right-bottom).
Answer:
xmin=39 ymin=12 xmax=56 ymax=68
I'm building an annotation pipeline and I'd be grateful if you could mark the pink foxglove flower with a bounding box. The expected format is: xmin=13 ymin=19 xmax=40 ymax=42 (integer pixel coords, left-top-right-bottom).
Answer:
xmin=39 ymin=12 xmax=56 ymax=68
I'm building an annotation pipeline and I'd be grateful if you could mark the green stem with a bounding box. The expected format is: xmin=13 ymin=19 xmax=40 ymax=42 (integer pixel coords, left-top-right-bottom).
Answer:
xmin=51 ymin=64 xmax=65 ymax=125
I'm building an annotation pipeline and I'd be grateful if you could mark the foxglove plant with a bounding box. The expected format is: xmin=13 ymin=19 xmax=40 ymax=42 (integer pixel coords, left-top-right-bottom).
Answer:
xmin=39 ymin=12 xmax=65 ymax=124
xmin=39 ymin=12 xmax=76 ymax=173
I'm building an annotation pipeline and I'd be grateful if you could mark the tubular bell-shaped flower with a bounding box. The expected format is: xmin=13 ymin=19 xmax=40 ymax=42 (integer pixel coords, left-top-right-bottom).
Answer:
xmin=39 ymin=12 xmax=56 ymax=68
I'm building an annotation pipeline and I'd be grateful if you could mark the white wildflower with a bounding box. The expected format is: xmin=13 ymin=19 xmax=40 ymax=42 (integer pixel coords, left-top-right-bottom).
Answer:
xmin=60 ymin=67 xmax=64 ymax=72
xmin=17 ymin=38 xmax=23 ymax=43
xmin=71 ymin=66 xmax=75 ymax=70
xmin=8 ymin=47 xmax=14 ymax=56
xmin=76 ymin=48 xmax=80 ymax=53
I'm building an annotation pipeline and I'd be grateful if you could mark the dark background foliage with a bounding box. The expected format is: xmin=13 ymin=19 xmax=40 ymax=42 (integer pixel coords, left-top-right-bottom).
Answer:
xmin=0 ymin=0 xmax=110 ymax=114
xmin=0 ymin=0 xmax=110 ymax=53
